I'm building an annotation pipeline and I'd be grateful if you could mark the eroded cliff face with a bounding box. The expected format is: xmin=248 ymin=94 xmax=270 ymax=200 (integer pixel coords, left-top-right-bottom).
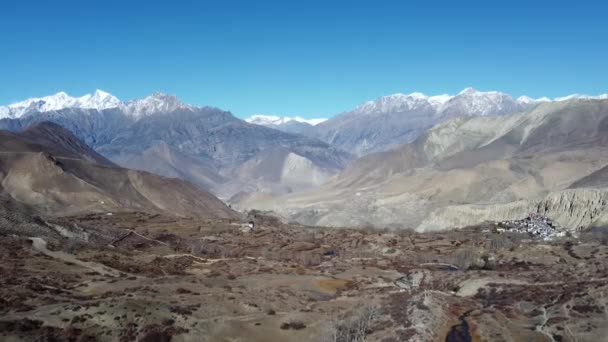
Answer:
xmin=418 ymin=188 xmax=608 ymax=231
xmin=417 ymin=200 xmax=533 ymax=232
xmin=535 ymin=188 xmax=608 ymax=229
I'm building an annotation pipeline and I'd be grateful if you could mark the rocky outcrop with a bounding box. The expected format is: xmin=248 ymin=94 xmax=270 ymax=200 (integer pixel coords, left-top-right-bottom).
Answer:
xmin=418 ymin=188 xmax=608 ymax=231
xmin=535 ymin=188 xmax=608 ymax=229
xmin=417 ymin=200 xmax=534 ymax=232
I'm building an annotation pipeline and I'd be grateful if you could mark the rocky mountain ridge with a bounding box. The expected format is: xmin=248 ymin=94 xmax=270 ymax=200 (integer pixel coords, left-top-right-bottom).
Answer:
xmin=244 ymin=88 xmax=607 ymax=156
xmin=0 ymin=122 xmax=238 ymax=219
xmin=310 ymin=88 xmax=608 ymax=156
xmin=0 ymin=93 xmax=352 ymax=200
xmin=245 ymin=98 xmax=608 ymax=231
xmin=0 ymin=91 xmax=193 ymax=119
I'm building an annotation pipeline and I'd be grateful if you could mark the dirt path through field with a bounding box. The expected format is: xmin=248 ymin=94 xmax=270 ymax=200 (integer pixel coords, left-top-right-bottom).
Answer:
xmin=29 ymin=237 xmax=123 ymax=277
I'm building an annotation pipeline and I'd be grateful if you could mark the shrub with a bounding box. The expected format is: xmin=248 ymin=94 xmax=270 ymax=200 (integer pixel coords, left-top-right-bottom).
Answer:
xmin=281 ymin=321 xmax=307 ymax=330
xmin=323 ymin=305 xmax=378 ymax=342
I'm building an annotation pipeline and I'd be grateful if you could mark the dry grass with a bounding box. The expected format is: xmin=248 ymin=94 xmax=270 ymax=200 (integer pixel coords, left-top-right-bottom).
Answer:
xmin=317 ymin=279 xmax=351 ymax=293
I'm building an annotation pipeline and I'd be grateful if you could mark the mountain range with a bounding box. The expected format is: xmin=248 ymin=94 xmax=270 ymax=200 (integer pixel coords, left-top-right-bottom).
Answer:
xmin=0 ymin=91 xmax=351 ymax=200
xmin=2 ymin=88 xmax=608 ymax=229
xmin=245 ymin=115 xmax=327 ymax=126
xmin=0 ymin=90 xmax=195 ymax=119
xmin=245 ymin=115 xmax=327 ymax=137
xmin=245 ymin=98 xmax=608 ymax=230
xmin=248 ymin=88 xmax=608 ymax=156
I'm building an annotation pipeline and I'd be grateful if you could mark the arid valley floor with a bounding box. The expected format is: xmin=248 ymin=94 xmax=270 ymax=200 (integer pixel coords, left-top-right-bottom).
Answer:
xmin=3 ymin=2 xmax=608 ymax=340
xmin=1 ymin=209 xmax=607 ymax=342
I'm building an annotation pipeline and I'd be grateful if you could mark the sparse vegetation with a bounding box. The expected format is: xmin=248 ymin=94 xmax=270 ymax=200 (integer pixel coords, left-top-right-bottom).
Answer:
xmin=281 ymin=321 xmax=307 ymax=330
xmin=323 ymin=305 xmax=378 ymax=342
xmin=2 ymin=212 xmax=607 ymax=342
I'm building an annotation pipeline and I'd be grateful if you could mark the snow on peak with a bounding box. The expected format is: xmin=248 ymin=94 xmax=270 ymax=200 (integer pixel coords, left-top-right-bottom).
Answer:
xmin=120 ymin=92 xmax=193 ymax=117
xmin=458 ymin=87 xmax=478 ymax=95
xmin=0 ymin=90 xmax=196 ymax=119
xmin=77 ymin=89 xmax=121 ymax=109
xmin=457 ymin=87 xmax=505 ymax=98
xmin=408 ymin=92 xmax=428 ymax=99
xmin=516 ymin=96 xmax=551 ymax=105
xmin=350 ymin=88 xmax=529 ymax=116
xmin=347 ymin=88 xmax=545 ymax=118
xmin=353 ymin=92 xmax=439 ymax=114
xmin=299 ymin=117 xmax=328 ymax=125
xmin=246 ymin=114 xmax=327 ymax=126
xmin=516 ymin=96 xmax=534 ymax=105
xmin=442 ymin=88 xmax=525 ymax=117
xmin=3 ymin=88 xmax=606 ymax=122
xmin=554 ymin=93 xmax=608 ymax=102
xmin=428 ymin=94 xmax=452 ymax=107
xmin=0 ymin=90 xmax=122 ymax=119
xmin=246 ymin=115 xmax=287 ymax=125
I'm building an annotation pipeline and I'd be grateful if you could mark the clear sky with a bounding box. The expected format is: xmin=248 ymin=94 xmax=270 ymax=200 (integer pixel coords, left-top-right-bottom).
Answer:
xmin=1 ymin=0 xmax=607 ymax=118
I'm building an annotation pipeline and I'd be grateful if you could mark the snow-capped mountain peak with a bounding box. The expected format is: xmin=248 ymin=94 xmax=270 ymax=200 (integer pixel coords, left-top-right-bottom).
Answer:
xmin=300 ymin=117 xmax=328 ymax=125
xmin=0 ymin=90 xmax=123 ymax=119
xmin=11 ymin=91 xmax=72 ymax=110
xmin=516 ymin=95 xmax=551 ymax=105
xmin=349 ymin=88 xmax=537 ymax=117
xmin=246 ymin=114 xmax=327 ymax=126
xmin=458 ymin=87 xmax=478 ymax=95
xmin=554 ymin=93 xmax=608 ymax=102
xmin=77 ymin=89 xmax=121 ymax=109
xmin=246 ymin=115 xmax=290 ymax=126
xmin=407 ymin=92 xmax=428 ymax=99
xmin=120 ymin=92 xmax=193 ymax=117
xmin=353 ymin=92 xmax=439 ymax=114
xmin=2 ymin=88 xmax=607 ymax=122
xmin=428 ymin=94 xmax=452 ymax=108
xmin=438 ymin=88 xmax=530 ymax=117
xmin=347 ymin=87 xmax=566 ymax=119
xmin=0 ymin=90 xmax=196 ymax=119
xmin=516 ymin=95 xmax=535 ymax=105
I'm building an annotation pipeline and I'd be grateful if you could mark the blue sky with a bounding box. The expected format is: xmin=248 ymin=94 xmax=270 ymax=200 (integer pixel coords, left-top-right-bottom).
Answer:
xmin=1 ymin=0 xmax=607 ymax=118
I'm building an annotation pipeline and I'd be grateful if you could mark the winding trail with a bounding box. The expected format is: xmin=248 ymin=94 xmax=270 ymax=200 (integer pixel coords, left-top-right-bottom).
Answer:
xmin=28 ymin=237 xmax=123 ymax=277
xmin=162 ymin=254 xmax=258 ymax=264
xmin=110 ymin=230 xmax=170 ymax=247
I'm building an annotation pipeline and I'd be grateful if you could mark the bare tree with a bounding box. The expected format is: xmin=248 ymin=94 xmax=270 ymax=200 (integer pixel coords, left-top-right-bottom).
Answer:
xmin=322 ymin=305 xmax=378 ymax=342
